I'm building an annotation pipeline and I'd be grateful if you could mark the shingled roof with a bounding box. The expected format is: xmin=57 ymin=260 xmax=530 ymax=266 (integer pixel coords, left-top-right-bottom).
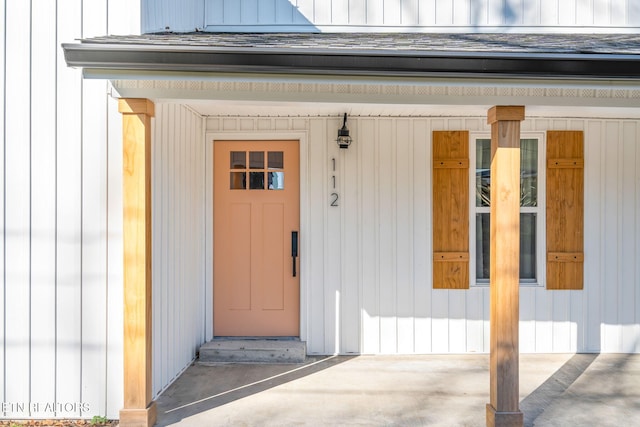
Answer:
xmin=63 ymin=33 xmax=640 ymax=79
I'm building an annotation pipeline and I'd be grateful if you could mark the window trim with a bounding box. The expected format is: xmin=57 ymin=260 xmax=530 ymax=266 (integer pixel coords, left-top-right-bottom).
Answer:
xmin=469 ymin=132 xmax=547 ymax=287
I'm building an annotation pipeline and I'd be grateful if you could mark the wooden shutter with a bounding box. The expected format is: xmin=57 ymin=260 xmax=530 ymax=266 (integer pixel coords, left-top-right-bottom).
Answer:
xmin=433 ymin=131 xmax=469 ymax=289
xmin=546 ymin=131 xmax=584 ymax=290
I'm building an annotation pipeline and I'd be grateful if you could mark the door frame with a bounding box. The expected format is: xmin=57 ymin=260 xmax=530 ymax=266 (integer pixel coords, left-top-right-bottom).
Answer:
xmin=205 ymin=131 xmax=309 ymax=341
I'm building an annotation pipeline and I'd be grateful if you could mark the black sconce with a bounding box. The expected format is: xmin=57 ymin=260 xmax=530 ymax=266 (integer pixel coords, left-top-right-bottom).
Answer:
xmin=336 ymin=113 xmax=352 ymax=149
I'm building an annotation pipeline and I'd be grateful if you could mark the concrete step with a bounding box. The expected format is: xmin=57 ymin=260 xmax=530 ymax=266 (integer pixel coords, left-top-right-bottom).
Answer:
xmin=198 ymin=338 xmax=306 ymax=364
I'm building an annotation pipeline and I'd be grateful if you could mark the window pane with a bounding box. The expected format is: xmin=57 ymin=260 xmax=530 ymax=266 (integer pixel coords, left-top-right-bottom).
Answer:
xmin=249 ymin=152 xmax=264 ymax=169
xmin=476 ymin=139 xmax=491 ymax=207
xmin=268 ymin=172 xmax=284 ymax=190
xmin=230 ymin=172 xmax=246 ymax=189
xmin=475 ymin=213 xmax=537 ymax=281
xmin=521 ymin=139 xmax=538 ymax=207
xmin=230 ymin=151 xmax=246 ymax=169
xmin=520 ymin=213 xmax=536 ymax=279
xmin=268 ymin=151 xmax=284 ymax=169
xmin=476 ymin=213 xmax=490 ymax=280
xmin=249 ymin=172 xmax=264 ymax=189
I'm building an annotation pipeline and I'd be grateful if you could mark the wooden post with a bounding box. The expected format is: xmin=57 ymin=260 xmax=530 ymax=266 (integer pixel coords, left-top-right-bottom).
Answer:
xmin=118 ymin=98 xmax=156 ymax=427
xmin=486 ymin=106 xmax=525 ymax=427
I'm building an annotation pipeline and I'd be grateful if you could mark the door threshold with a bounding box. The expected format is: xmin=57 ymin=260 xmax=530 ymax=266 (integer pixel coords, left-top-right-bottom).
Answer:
xmin=212 ymin=336 xmax=301 ymax=341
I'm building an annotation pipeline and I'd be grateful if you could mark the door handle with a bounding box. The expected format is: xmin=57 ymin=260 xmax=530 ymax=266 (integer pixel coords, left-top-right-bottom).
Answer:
xmin=291 ymin=231 xmax=298 ymax=277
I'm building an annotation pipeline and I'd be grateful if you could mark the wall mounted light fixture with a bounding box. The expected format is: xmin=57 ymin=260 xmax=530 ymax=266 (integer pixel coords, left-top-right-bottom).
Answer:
xmin=336 ymin=113 xmax=352 ymax=149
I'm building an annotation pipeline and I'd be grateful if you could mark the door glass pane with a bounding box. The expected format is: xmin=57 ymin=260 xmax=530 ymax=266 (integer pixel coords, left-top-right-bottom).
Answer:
xmin=476 ymin=213 xmax=490 ymax=280
xmin=268 ymin=151 xmax=284 ymax=169
xmin=230 ymin=151 xmax=246 ymax=169
xmin=476 ymin=139 xmax=491 ymax=207
xmin=268 ymin=172 xmax=284 ymax=190
xmin=520 ymin=213 xmax=536 ymax=279
xmin=230 ymin=172 xmax=246 ymax=189
xmin=249 ymin=172 xmax=265 ymax=189
xmin=249 ymin=152 xmax=264 ymax=169
xmin=520 ymin=139 xmax=538 ymax=207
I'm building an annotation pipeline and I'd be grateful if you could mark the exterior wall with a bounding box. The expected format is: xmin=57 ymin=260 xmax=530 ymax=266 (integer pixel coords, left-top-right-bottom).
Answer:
xmin=142 ymin=0 xmax=205 ymax=33
xmin=143 ymin=0 xmax=640 ymax=33
xmin=205 ymin=114 xmax=640 ymax=355
xmin=151 ymin=104 xmax=206 ymax=398
xmin=0 ymin=0 xmax=140 ymax=420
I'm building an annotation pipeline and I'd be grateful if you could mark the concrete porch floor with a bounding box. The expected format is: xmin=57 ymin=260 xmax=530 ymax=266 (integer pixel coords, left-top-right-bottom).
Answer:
xmin=154 ymin=354 xmax=640 ymax=426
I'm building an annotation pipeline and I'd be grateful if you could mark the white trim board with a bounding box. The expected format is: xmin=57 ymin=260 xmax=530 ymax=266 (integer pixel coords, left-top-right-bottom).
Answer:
xmin=204 ymin=131 xmax=310 ymax=343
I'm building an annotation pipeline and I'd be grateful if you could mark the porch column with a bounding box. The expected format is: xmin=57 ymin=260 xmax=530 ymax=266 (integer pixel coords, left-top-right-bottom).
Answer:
xmin=118 ymin=98 xmax=156 ymax=427
xmin=486 ymin=106 xmax=525 ymax=427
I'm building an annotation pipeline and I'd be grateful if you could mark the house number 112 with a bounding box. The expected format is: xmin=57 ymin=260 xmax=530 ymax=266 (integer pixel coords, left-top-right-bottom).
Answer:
xmin=330 ymin=157 xmax=339 ymax=207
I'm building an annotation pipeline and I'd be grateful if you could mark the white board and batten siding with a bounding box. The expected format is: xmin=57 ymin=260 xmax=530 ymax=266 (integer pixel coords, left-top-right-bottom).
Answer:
xmin=143 ymin=0 xmax=640 ymax=32
xmin=151 ymin=104 xmax=207 ymax=399
xmin=204 ymin=114 xmax=640 ymax=355
xmin=1 ymin=0 xmax=141 ymax=420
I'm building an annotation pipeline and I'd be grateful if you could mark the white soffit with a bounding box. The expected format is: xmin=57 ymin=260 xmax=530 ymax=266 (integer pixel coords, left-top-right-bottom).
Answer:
xmin=186 ymin=100 xmax=491 ymax=117
xmin=149 ymin=100 xmax=639 ymax=119
xmin=110 ymin=75 xmax=640 ymax=118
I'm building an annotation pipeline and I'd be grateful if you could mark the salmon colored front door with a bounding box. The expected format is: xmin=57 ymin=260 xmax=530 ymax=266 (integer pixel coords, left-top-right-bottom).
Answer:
xmin=214 ymin=140 xmax=300 ymax=336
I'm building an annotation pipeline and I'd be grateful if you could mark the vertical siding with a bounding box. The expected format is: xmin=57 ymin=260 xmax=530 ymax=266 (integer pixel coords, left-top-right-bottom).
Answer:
xmin=412 ymin=119 xmax=433 ymax=353
xmin=602 ymin=119 xmax=622 ymax=351
xmin=105 ymin=96 xmax=124 ymax=419
xmin=205 ymin=114 xmax=640 ymax=355
xmin=142 ymin=0 xmax=205 ymax=33
xmin=81 ymin=1 xmax=109 ymax=417
xmin=1 ymin=0 xmax=140 ymax=420
xmin=307 ymin=119 xmax=327 ymax=353
xmin=56 ymin=0 xmax=83 ymax=416
xmin=148 ymin=0 xmax=640 ymax=32
xmin=359 ymin=118 xmax=379 ymax=354
xmin=4 ymin=0 xmax=31 ymax=417
xmin=342 ymin=118 xmax=360 ymax=354
xmin=0 ymin=0 xmax=5 ymax=410
xmin=584 ymin=120 xmax=603 ymax=352
xmin=620 ymin=121 xmax=637 ymax=351
xmin=151 ymin=103 xmax=206 ymax=398
xmin=377 ymin=119 xmax=396 ymax=354
xmin=31 ymin=0 xmax=58 ymax=418
xmin=395 ymin=119 xmax=414 ymax=353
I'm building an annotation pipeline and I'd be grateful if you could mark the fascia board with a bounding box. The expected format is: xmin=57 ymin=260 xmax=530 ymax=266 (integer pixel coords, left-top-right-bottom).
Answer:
xmin=64 ymin=42 xmax=640 ymax=80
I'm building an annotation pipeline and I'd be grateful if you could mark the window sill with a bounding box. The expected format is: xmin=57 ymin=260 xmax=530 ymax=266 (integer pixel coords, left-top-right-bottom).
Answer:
xmin=473 ymin=281 xmax=542 ymax=287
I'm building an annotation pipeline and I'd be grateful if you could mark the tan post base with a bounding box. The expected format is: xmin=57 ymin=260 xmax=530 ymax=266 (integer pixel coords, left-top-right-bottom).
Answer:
xmin=120 ymin=403 xmax=157 ymax=427
xmin=486 ymin=404 xmax=523 ymax=427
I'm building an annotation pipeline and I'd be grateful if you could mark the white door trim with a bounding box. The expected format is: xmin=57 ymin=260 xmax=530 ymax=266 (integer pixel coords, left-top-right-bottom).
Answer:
xmin=205 ymin=131 xmax=310 ymax=342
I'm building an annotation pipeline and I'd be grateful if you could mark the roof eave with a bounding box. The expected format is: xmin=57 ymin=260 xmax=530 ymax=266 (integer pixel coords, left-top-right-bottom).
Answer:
xmin=62 ymin=42 xmax=640 ymax=80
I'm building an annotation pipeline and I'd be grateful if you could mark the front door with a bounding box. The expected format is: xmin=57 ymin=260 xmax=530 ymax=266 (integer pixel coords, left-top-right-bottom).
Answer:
xmin=214 ymin=140 xmax=300 ymax=336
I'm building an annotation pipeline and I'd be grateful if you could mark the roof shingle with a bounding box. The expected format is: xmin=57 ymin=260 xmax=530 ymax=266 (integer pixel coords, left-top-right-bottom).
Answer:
xmin=81 ymin=33 xmax=640 ymax=55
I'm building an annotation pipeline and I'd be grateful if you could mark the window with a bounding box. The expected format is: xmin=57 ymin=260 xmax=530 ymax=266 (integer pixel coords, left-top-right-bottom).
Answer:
xmin=433 ymin=130 xmax=582 ymax=290
xmin=471 ymin=136 xmax=544 ymax=286
xmin=229 ymin=150 xmax=285 ymax=190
